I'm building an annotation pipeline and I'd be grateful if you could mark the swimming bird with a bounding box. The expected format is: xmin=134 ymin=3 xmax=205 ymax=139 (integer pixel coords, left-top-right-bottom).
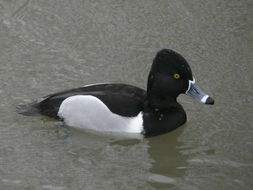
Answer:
xmin=18 ymin=49 xmax=214 ymax=137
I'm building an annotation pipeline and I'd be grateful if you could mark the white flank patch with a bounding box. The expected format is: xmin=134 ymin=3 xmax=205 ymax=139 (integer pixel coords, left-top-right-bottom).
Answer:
xmin=58 ymin=95 xmax=143 ymax=133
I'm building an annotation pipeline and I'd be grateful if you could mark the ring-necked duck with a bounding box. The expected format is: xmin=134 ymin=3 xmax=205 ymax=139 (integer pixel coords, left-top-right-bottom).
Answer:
xmin=18 ymin=49 xmax=214 ymax=137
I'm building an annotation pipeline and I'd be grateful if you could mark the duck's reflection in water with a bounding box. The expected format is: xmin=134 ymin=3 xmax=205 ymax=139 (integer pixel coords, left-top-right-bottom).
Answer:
xmin=110 ymin=125 xmax=189 ymax=188
xmin=146 ymin=125 xmax=189 ymax=188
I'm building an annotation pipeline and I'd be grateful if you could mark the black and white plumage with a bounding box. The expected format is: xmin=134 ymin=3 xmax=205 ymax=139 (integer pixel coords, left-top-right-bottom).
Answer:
xmin=18 ymin=49 xmax=214 ymax=137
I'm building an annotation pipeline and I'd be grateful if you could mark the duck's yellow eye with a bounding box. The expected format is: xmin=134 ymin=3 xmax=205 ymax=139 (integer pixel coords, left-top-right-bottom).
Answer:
xmin=173 ymin=73 xmax=180 ymax=79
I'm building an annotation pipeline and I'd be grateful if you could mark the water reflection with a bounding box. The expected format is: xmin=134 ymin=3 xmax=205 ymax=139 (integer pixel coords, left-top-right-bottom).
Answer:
xmin=111 ymin=125 xmax=189 ymax=188
xmin=147 ymin=126 xmax=188 ymax=177
xmin=147 ymin=125 xmax=189 ymax=189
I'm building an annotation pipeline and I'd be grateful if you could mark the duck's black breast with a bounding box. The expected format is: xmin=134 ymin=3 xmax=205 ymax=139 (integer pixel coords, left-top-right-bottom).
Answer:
xmin=37 ymin=83 xmax=146 ymax=119
xmin=142 ymin=105 xmax=187 ymax=137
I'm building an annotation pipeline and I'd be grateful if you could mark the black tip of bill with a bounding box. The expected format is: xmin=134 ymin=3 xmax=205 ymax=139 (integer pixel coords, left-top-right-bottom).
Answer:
xmin=205 ymin=97 xmax=214 ymax=105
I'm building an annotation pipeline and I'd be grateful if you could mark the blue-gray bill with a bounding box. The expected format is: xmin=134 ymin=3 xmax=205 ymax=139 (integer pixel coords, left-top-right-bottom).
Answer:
xmin=185 ymin=78 xmax=214 ymax=105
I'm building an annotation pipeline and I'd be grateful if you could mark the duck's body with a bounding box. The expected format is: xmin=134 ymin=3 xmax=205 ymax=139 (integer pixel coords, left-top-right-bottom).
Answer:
xmin=35 ymin=83 xmax=146 ymax=119
xmin=21 ymin=83 xmax=187 ymax=136
xmin=18 ymin=49 xmax=214 ymax=137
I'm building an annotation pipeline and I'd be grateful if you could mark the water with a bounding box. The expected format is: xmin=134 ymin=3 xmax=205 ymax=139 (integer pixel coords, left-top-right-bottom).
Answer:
xmin=0 ymin=0 xmax=252 ymax=189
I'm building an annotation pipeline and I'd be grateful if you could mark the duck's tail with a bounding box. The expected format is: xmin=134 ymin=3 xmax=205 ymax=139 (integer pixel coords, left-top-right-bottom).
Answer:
xmin=17 ymin=101 xmax=40 ymax=116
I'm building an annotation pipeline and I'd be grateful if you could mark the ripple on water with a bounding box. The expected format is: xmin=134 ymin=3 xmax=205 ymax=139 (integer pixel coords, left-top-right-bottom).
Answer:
xmin=42 ymin=185 xmax=64 ymax=190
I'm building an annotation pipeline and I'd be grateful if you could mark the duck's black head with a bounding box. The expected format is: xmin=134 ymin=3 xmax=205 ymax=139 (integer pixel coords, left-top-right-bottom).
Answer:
xmin=147 ymin=49 xmax=214 ymax=108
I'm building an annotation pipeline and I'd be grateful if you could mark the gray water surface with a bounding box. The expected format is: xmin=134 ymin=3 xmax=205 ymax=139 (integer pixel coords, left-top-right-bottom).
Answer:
xmin=0 ymin=0 xmax=253 ymax=190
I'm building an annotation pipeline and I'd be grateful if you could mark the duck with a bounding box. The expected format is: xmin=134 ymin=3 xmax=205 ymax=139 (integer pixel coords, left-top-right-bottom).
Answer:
xmin=18 ymin=49 xmax=214 ymax=137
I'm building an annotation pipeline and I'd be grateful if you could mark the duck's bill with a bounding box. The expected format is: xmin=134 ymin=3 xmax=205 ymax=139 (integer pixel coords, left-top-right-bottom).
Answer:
xmin=185 ymin=78 xmax=214 ymax=105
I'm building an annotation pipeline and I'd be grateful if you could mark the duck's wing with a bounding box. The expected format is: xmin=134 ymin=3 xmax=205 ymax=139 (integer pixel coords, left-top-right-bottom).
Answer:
xmin=18 ymin=83 xmax=146 ymax=119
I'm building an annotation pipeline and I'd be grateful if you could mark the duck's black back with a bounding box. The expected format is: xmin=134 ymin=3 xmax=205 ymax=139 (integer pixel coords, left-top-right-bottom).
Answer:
xmin=23 ymin=84 xmax=146 ymax=119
